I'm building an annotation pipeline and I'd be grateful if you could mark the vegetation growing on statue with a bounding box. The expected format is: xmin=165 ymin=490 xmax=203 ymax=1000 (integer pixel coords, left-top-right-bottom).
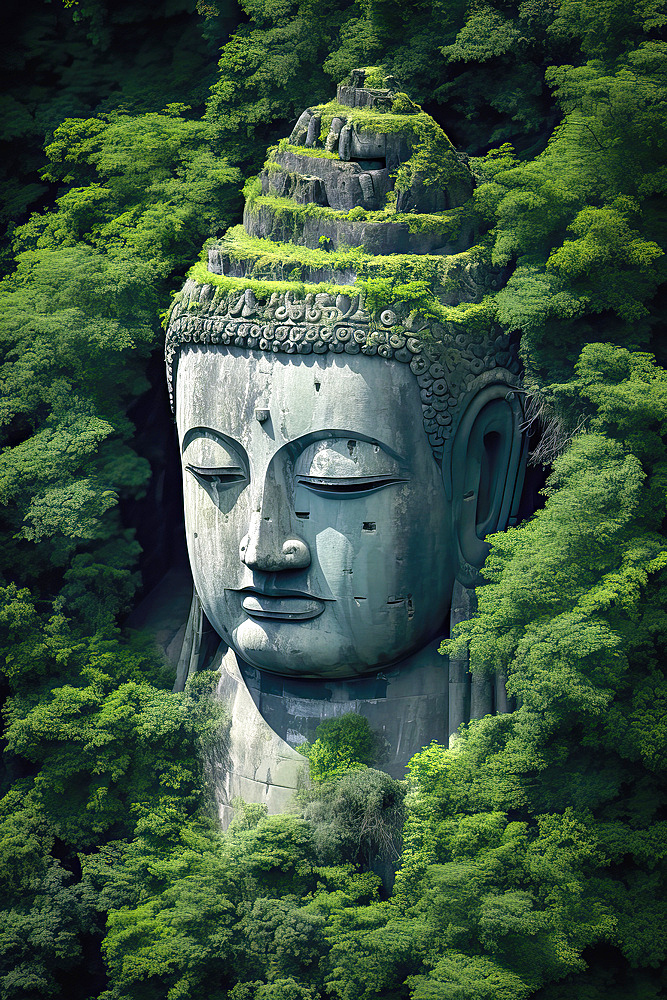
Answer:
xmin=0 ymin=1 xmax=666 ymax=998
xmin=299 ymin=713 xmax=376 ymax=782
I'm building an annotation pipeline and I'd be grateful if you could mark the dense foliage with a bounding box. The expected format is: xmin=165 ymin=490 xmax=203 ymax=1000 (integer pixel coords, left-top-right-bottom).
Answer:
xmin=0 ymin=0 xmax=665 ymax=998
xmin=300 ymin=713 xmax=378 ymax=783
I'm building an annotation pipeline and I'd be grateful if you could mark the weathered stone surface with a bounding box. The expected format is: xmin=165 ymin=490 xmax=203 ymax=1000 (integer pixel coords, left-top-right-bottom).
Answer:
xmin=337 ymin=83 xmax=395 ymax=110
xmin=338 ymin=122 xmax=352 ymax=160
xmin=261 ymin=168 xmax=328 ymax=205
xmin=267 ymin=150 xmax=391 ymax=211
xmin=207 ymin=645 xmax=308 ymax=824
xmin=396 ymin=167 xmax=473 ymax=213
xmin=336 ymin=125 xmax=412 ymax=172
xmin=206 ymin=247 xmax=358 ymax=286
xmin=244 ymin=200 xmax=473 ymax=255
xmin=289 ymin=109 xmax=312 ymax=145
xmin=325 ymin=116 xmax=344 ymax=152
xmin=347 ymin=129 xmax=386 ymax=159
xmin=305 ymin=113 xmax=321 ymax=147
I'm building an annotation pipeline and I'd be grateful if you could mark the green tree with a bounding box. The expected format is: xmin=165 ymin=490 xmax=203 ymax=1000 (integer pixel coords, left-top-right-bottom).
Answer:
xmin=302 ymin=768 xmax=405 ymax=872
xmin=0 ymin=0 xmax=241 ymax=267
xmin=301 ymin=713 xmax=376 ymax=783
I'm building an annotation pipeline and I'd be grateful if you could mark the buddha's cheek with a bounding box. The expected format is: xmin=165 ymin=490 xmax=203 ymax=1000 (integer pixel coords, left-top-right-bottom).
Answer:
xmin=308 ymin=487 xmax=453 ymax=666
xmin=184 ymin=491 xmax=242 ymax=604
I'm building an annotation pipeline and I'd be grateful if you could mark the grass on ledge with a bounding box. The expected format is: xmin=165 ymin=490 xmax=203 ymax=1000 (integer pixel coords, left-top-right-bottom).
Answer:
xmin=248 ymin=193 xmax=470 ymax=236
xmin=185 ymin=244 xmax=494 ymax=330
xmin=278 ymin=141 xmax=340 ymax=160
xmin=214 ymin=225 xmax=488 ymax=290
xmin=312 ymin=100 xmax=431 ymax=137
xmin=186 ymin=260 xmax=359 ymax=301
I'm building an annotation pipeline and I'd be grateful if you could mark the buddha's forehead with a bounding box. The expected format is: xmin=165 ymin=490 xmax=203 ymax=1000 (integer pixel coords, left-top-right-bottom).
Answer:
xmin=175 ymin=345 xmax=425 ymax=459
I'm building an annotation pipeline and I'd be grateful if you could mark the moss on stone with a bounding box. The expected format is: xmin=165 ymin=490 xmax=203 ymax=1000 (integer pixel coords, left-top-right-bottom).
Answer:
xmin=242 ymin=175 xmax=262 ymax=206
xmin=288 ymin=100 xmax=470 ymax=210
xmin=248 ymin=193 xmax=469 ymax=237
xmin=221 ymin=224 xmax=482 ymax=272
xmin=187 ymin=260 xmax=355 ymax=301
xmin=204 ymin=227 xmax=492 ymax=311
xmin=394 ymin=119 xmax=470 ymax=196
xmin=265 ymin=160 xmax=287 ymax=176
xmin=184 ymin=252 xmax=496 ymax=335
xmin=314 ymin=99 xmax=429 ymax=137
xmin=217 ymin=224 xmax=365 ymax=267
xmin=278 ymin=141 xmax=340 ymax=160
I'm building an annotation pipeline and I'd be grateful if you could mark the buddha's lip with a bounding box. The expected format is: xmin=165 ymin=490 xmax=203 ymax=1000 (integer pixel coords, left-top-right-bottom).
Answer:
xmin=240 ymin=593 xmax=325 ymax=621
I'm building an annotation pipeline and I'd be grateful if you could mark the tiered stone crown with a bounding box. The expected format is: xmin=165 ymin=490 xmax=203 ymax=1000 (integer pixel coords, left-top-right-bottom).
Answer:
xmin=166 ymin=69 xmax=522 ymax=462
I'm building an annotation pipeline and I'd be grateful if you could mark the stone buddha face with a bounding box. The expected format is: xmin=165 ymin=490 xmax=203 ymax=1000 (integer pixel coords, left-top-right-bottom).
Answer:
xmin=176 ymin=346 xmax=457 ymax=679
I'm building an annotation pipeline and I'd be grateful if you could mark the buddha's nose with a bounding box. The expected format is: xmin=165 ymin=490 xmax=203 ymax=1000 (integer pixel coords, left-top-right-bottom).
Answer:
xmin=240 ymin=513 xmax=311 ymax=572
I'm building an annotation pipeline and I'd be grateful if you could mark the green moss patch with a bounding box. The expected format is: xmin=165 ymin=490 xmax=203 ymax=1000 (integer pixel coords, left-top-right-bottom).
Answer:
xmin=278 ymin=141 xmax=340 ymax=160
xmin=218 ymin=225 xmax=484 ymax=284
xmin=218 ymin=224 xmax=364 ymax=266
xmin=189 ymin=229 xmax=492 ymax=328
xmin=186 ymin=257 xmax=496 ymax=335
xmin=187 ymin=260 xmax=356 ymax=302
xmin=313 ymin=100 xmax=429 ymax=137
xmin=248 ymin=193 xmax=469 ymax=238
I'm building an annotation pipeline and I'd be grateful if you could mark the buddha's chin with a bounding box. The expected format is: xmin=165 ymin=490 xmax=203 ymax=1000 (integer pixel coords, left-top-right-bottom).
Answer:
xmin=230 ymin=616 xmax=354 ymax=678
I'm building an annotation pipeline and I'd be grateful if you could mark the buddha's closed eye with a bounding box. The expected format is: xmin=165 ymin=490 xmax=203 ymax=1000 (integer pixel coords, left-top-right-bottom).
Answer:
xmin=182 ymin=429 xmax=248 ymax=501
xmin=295 ymin=438 xmax=406 ymax=500
xmin=186 ymin=465 xmax=246 ymax=489
xmin=297 ymin=475 xmax=407 ymax=498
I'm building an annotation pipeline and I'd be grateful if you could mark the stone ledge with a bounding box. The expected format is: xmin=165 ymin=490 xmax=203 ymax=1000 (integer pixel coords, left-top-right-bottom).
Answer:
xmin=244 ymin=200 xmax=471 ymax=255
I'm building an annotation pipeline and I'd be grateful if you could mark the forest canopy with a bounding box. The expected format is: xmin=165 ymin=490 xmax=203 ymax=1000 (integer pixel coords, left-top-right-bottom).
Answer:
xmin=0 ymin=1 xmax=666 ymax=998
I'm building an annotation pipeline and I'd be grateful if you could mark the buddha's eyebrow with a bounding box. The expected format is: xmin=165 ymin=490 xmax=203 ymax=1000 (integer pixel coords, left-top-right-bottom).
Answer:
xmin=181 ymin=426 xmax=244 ymax=456
xmin=291 ymin=430 xmax=406 ymax=464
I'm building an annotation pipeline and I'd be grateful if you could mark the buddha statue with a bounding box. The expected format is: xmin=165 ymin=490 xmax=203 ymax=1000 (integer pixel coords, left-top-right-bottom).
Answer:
xmin=165 ymin=70 xmax=527 ymax=821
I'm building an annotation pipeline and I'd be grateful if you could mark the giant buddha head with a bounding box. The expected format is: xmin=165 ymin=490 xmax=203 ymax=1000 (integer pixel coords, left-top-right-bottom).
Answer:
xmin=166 ymin=70 xmax=527 ymax=687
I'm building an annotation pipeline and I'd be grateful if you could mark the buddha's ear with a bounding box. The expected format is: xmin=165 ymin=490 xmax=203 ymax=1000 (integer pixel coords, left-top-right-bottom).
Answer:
xmin=449 ymin=383 xmax=527 ymax=588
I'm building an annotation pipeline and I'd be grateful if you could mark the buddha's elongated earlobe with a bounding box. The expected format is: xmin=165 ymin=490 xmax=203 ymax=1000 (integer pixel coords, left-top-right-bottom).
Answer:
xmin=450 ymin=383 xmax=527 ymax=588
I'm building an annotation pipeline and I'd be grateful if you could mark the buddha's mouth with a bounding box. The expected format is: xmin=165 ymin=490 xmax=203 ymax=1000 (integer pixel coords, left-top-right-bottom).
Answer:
xmin=239 ymin=592 xmax=326 ymax=621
